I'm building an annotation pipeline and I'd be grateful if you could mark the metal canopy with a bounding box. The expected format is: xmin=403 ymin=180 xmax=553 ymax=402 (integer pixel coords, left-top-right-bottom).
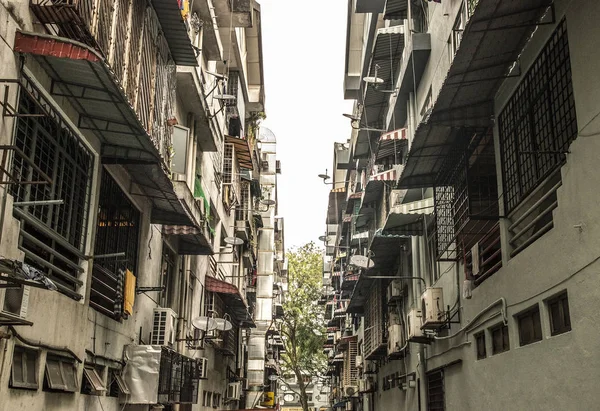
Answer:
xmin=384 ymin=0 xmax=408 ymax=20
xmin=205 ymin=275 xmax=255 ymax=327
xmin=162 ymin=225 xmax=213 ymax=255
xmin=225 ymin=135 xmax=253 ymax=169
xmin=355 ymin=25 xmax=405 ymax=158
xmin=14 ymin=32 xmax=195 ymax=227
xmin=151 ymin=0 xmax=198 ymax=66
xmin=327 ymin=188 xmax=347 ymax=225
xmin=399 ymin=0 xmax=553 ymax=189
xmin=383 ymin=198 xmax=433 ymax=236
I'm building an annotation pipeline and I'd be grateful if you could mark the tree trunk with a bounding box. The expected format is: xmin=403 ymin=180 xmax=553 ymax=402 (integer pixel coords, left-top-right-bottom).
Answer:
xmin=295 ymin=369 xmax=310 ymax=411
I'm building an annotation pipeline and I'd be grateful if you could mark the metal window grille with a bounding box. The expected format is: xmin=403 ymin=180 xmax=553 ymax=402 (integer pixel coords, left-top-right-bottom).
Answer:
xmin=434 ymin=130 xmax=498 ymax=261
xmin=236 ymin=182 xmax=251 ymax=222
xmin=158 ymin=347 xmax=200 ymax=404
xmin=499 ymin=18 xmax=577 ymax=215
xmin=427 ymin=370 xmax=445 ymax=411
xmin=91 ymin=170 xmax=140 ymax=319
xmin=223 ymin=143 xmax=234 ymax=184
xmin=10 ymin=75 xmax=94 ymax=299
xmin=342 ymin=340 xmax=358 ymax=387
xmin=363 ymin=282 xmax=385 ymax=360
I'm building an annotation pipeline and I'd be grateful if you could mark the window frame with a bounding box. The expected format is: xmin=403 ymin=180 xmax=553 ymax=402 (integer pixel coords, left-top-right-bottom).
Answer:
xmin=474 ymin=331 xmax=486 ymax=360
xmin=516 ymin=305 xmax=543 ymax=346
xmin=81 ymin=364 xmax=106 ymax=395
xmin=44 ymin=355 xmax=79 ymax=393
xmin=10 ymin=345 xmax=39 ymax=390
xmin=490 ymin=323 xmax=510 ymax=355
xmin=547 ymin=291 xmax=571 ymax=336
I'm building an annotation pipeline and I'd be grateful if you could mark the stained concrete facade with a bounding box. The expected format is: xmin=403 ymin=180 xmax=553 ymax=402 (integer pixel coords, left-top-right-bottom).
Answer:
xmin=0 ymin=1 xmax=282 ymax=411
xmin=324 ymin=1 xmax=600 ymax=410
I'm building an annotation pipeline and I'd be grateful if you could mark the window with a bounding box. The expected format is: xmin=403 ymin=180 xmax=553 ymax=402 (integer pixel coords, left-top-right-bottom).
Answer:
xmin=490 ymin=324 xmax=509 ymax=354
xmin=548 ymin=292 xmax=571 ymax=336
xmin=427 ymin=370 xmax=445 ymax=411
xmin=213 ymin=393 xmax=221 ymax=408
xmin=202 ymin=390 xmax=209 ymax=406
xmin=499 ymin=19 xmax=577 ymax=256
xmin=517 ymin=306 xmax=542 ymax=346
xmin=81 ymin=364 xmax=106 ymax=395
xmin=475 ymin=332 xmax=486 ymax=360
xmin=108 ymin=368 xmax=130 ymax=397
xmin=44 ymin=356 xmax=78 ymax=392
xmin=451 ymin=4 xmax=467 ymax=55
xmin=10 ymin=346 xmax=38 ymax=390
xmin=161 ymin=245 xmax=180 ymax=309
xmin=91 ymin=170 xmax=140 ymax=319
xmin=10 ymin=75 xmax=94 ymax=298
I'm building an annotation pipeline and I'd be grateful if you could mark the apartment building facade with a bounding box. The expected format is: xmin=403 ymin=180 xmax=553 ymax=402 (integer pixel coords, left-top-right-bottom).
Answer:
xmin=0 ymin=1 xmax=286 ymax=410
xmin=322 ymin=0 xmax=600 ymax=410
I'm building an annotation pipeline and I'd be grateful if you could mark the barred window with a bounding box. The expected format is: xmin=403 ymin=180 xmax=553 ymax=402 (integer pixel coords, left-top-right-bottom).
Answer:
xmin=11 ymin=76 xmax=94 ymax=299
xmin=499 ymin=18 xmax=577 ymax=215
xmin=91 ymin=170 xmax=140 ymax=319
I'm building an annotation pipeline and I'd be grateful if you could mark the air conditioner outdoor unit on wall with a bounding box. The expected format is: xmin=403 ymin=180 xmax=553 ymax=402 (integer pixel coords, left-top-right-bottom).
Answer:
xmin=421 ymin=287 xmax=445 ymax=328
xmin=344 ymin=385 xmax=358 ymax=397
xmin=151 ymin=308 xmax=177 ymax=346
xmin=407 ymin=309 xmax=424 ymax=342
xmin=227 ymin=382 xmax=241 ymax=400
xmin=387 ymin=279 xmax=403 ymax=303
xmin=197 ymin=357 xmax=208 ymax=379
xmin=0 ymin=285 xmax=30 ymax=320
xmin=387 ymin=324 xmax=404 ymax=355
xmin=355 ymin=355 xmax=363 ymax=368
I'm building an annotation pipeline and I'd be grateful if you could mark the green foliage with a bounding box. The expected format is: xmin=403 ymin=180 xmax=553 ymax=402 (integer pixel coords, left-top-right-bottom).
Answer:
xmin=280 ymin=242 xmax=326 ymax=411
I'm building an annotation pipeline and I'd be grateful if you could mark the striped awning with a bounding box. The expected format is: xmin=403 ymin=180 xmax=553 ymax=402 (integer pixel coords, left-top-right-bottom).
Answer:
xmin=380 ymin=128 xmax=407 ymax=141
xmin=370 ymin=168 xmax=397 ymax=181
xmin=383 ymin=197 xmax=434 ymax=236
xmin=332 ymin=271 xmax=342 ymax=277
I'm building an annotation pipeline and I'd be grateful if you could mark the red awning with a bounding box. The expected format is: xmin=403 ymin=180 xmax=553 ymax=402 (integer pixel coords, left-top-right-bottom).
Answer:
xmin=380 ymin=128 xmax=407 ymax=141
xmin=205 ymin=276 xmax=254 ymax=327
xmin=371 ymin=169 xmax=397 ymax=181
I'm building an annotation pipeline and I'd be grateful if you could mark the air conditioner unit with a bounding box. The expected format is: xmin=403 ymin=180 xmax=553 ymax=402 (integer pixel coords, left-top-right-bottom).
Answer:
xmin=387 ymin=279 xmax=403 ymax=303
xmin=344 ymin=385 xmax=358 ymax=397
xmin=421 ymin=287 xmax=445 ymax=328
xmin=387 ymin=324 xmax=404 ymax=355
xmin=151 ymin=308 xmax=177 ymax=346
xmin=226 ymin=382 xmax=241 ymax=400
xmin=407 ymin=309 xmax=424 ymax=341
xmin=355 ymin=355 xmax=363 ymax=368
xmin=358 ymin=378 xmax=373 ymax=392
xmin=1 ymin=285 xmax=30 ymax=320
xmin=197 ymin=357 xmax=208 ymax=379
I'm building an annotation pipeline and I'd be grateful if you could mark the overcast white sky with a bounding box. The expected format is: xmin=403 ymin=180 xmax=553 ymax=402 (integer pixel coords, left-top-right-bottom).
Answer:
xmin=258 ymin=0 xmax=354 ymax=249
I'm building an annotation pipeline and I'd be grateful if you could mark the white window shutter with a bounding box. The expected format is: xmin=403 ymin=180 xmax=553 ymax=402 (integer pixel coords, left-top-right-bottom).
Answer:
xmin=19 ymin=286 xmax=30 ymax=318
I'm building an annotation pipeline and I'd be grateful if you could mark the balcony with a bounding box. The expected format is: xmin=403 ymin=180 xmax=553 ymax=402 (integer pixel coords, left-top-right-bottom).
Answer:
xmin=354 ymin=25 xmax=405 ymax=158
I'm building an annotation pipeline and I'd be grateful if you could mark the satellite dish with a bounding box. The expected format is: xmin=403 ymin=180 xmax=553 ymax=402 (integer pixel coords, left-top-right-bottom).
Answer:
xmin=204 ymin=70 xmax=228 ymax=80
xmin=283 ymin=394 xmax=295 ymax=402
xmin=261 ymin=199 xmax=276 ymax=206
xmin=224 ymin=236 xmax=244 ymax=246
xmin=318 ymin=235 xmax=330 ymax=242
xmin=363 ymin=76 xmax=384 ymax=84
xmin=213 ymin=318 xmax=233 ymax=331
xmin=350 ymin=255 xmax=374 ymax=269
xmin=318 ymin=173 xmax=330 ymax=180
xmin=192 ymin=316 xmax=218 ymax=331
xmin=268 ymin=374 xmax=279 ymax=381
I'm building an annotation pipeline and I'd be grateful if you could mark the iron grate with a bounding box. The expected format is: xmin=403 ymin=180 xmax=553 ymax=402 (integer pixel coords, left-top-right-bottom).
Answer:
xmin=11 ymin=74 xmax=94 ymax=297
xmin=499 ymin=18 xmax=577 ymax=215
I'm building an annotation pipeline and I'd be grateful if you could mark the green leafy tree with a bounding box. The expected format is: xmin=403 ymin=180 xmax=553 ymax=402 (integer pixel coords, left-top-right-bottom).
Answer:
xmin=280 ymin=242 xmax=326 ymax=411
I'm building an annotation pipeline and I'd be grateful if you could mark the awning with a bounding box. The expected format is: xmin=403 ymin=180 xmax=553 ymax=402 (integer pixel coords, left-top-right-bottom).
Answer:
xmin=384 ymin=0 xmax=408 ymax=20
xmin=383 ymin=197 xmax=434 ymax=236
xmin=333 ymin=400 xmax=349 ymax=408
xmin=151 ymin=0 xmax=198 ymax=66
xmin=355 ymin=25 xmax=405 ymax=158
xmin=327 ymin=188 xmax=347 ymax=225
xmin=377 ymin=128 xmax=408 ymax=161
xmin=205 ymin=276 xmax=254 ymax=327
xmin=399 ymin=0 xmax=553 ymax=189
xmin=162 ymin=225 xmax=213 ymax=255
xmin=370 ymin=168 xmax=397 ymax=182
xmin=225 ymin=135 xmax=253 ymax=169
xmin=14 ymin=32 xmax=194 ymax=227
